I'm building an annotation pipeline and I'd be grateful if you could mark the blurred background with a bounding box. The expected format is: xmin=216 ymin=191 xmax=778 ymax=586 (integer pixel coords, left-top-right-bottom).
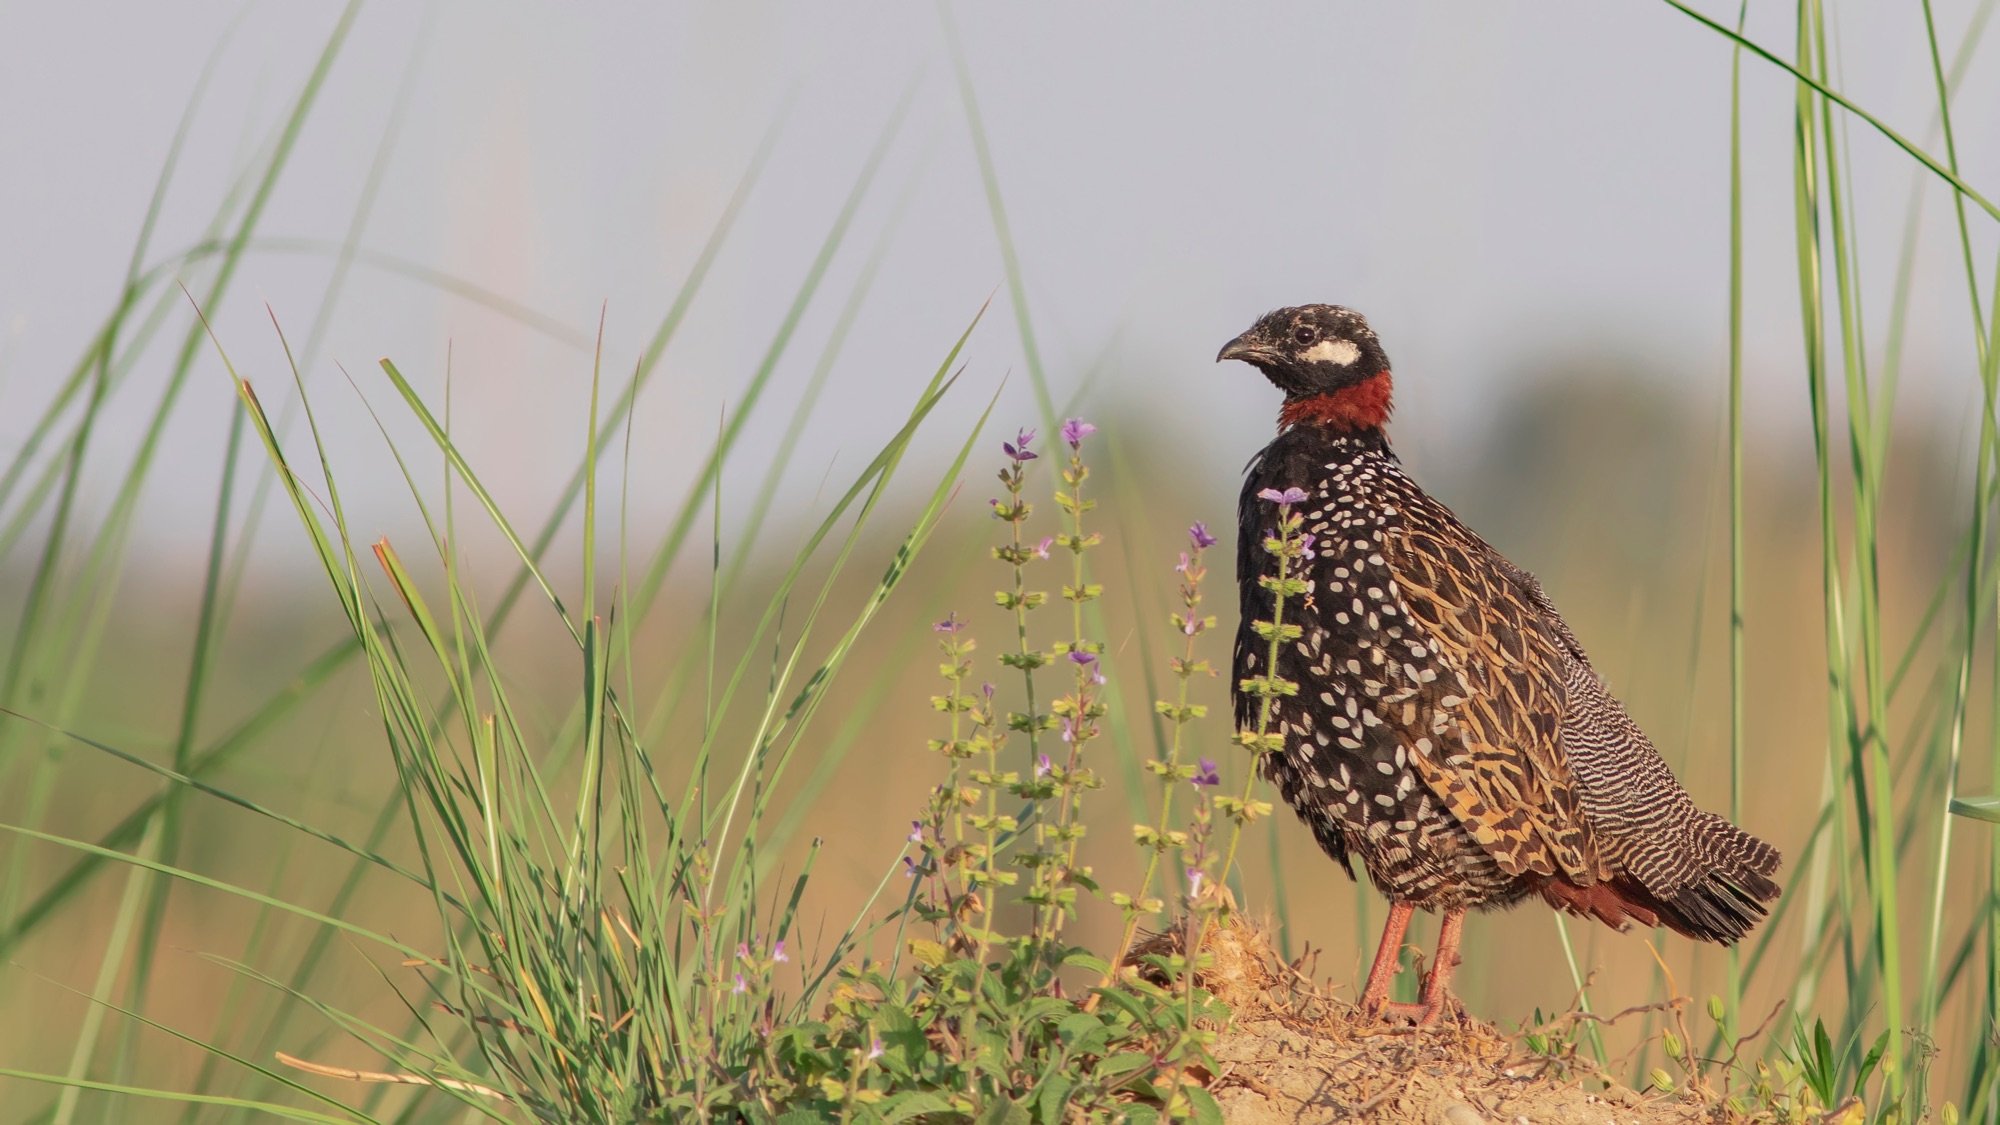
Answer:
xmin=3 ymin=0 xmax=1999 ymax=1116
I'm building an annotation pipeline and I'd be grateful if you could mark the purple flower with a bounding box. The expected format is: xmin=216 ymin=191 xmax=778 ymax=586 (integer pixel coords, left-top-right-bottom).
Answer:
xmin=902 ymin=855 xmax=919 ymax=879
xmin=1091 ymin=668 xmax=1106 ymax=686
xmin=1036 ymin=753 xmax=1053 ymax=777
xmin=1061 ymin=418 xmax=1097 ymax=448
xmin=1187 ymin=869 xmax=1206 ymax=898
xmin=908 ymin=820 xmax=924 ymax=844
xmin=772 ymin=940 xmax=788 ymax=963
xmin=1003 ymin=428 xmax=1038 ymax=463
xmin=1183 ymin=615 xmax=1199 ymax=636
xmin=1059 ymin=718 xmax=1075 ymax=744
xmin=981 ymin=681 xmax=996 ymax=700
xmin=1175 ymin=551 xmax=1191 ymax=575
xmin=933 ymin=613 xmax=964 ymax=634
xmin=1067 ymin=650 xmax=1096 ymax=667
xmin=736 ymin=942 xmax=752 ymax=962
xmin=1189 ymin=521 xmax=1218 ymax=549
xmin=1258 ymin=486 xmax=1309 ymax=506
xmin=1298 ymin=532 xmax=1317 ymax=560
xmin=1035 ymin=536 xmax=1054 ymax=560
xmin=732 ymin=973 xmax=748 ymax=995
xmin=867 ymin=1037 xmax=885 ymax=1061
xmin=1192 ymin=758 xmax=1221 ymax=788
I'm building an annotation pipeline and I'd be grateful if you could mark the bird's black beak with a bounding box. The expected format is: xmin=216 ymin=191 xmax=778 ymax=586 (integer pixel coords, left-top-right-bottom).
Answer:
xmin=1216 ymin=332 xmax=1266 ymax=364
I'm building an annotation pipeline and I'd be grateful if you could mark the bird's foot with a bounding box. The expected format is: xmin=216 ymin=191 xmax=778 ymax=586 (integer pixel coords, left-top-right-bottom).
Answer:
xmin=1354 ymin=903 xmax=1466 ymax=1028
xmin=1364 ymin=998 xmax=1430 ymax=1025
xmin=1361 ymin=955 xmax=1463 ymax=1027
xmin=1362 ymin=993 xmax=1459 ymax=1028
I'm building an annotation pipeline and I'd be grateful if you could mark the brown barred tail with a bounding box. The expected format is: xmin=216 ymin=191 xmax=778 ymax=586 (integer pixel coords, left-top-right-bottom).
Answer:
xmin=1646 ymin=813 xmax=1783 ymax=945
xmin=1543 ymin=814 xmax=1782 ymax=945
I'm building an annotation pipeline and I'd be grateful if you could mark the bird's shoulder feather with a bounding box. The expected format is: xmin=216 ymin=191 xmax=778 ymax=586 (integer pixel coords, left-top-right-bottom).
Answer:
xmin=1379 ymin=493 xmax=1604 ymax=882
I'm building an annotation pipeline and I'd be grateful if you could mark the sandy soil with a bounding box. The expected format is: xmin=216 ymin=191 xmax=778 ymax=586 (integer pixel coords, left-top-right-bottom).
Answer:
xmin=1132 ymin=916 xmax=1723 ymax=1125
xmin=1206 ymin=1013 xmax=1712 ymax=1125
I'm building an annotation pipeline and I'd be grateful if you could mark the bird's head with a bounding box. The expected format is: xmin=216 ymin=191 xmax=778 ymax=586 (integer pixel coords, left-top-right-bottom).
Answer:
xmin=1217 ymin=304 xmax=1394 ymax=432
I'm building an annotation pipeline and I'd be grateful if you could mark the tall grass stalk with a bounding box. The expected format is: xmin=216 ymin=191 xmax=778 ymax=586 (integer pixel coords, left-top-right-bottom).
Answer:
xmin=1916 ymin=0 xmax=1996 ymax=1086
xmin=1724 ymin=0 xmax=1750 ymax=1035
xmin=1671 ymin=0 xmax=2000 ymax=1114
xmin=1810 ymin=0 xmax=1906 ymax=1089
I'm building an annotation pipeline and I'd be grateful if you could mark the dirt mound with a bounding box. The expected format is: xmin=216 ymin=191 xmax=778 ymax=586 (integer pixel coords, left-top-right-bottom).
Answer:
xmin=1207 ymin=1013 xmax=1711 ymax=1125
xmin=1131 ymin=915 xmax=1716 ymax=1124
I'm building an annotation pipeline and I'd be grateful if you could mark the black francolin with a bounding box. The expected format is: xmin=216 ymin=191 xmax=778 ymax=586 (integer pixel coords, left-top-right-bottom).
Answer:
xmin=1218 ymin=304 xmax=1782 ymax=1024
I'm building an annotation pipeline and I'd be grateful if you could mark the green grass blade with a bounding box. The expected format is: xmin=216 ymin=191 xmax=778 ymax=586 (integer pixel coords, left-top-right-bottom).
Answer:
xmin=1663 ymin=0 xmax=2000 ymax=222
xmin=940 ymin=3 xmax=1057 ymax=429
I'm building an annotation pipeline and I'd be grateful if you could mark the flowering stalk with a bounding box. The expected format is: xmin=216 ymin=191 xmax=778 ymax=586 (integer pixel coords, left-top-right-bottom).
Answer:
xmin=1039 ymin=418 xmax=1104 ymax=937
xmin=1104 ymin=522 xmax=1219 ymax=982
xmin=962 ymin=679 xmax=1014 ymax=928
xmin=903 ymin=614 xmax=989 ymax=943
xmin=991 ymin=427 xmax=1051 ymax=773
xmin=1180 ymin=763 xmax=1219 ymax=926
xmin=978 ymin=430 xmax=1047 ymax=973
xmin=716 ymin=932 xmax=788 ymax=1063
xmin=1186 ymin=489 xmax=1301 ymax=996
xmin=914 ymin=615 xmax=1005 ymax=1066
xmin=928 ymin=616 xmax=978 ymax=890
xmin=1055 ymin=417 xmax=1102 ymax=649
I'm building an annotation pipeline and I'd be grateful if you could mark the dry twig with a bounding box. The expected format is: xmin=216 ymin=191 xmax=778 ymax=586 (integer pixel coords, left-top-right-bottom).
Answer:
xmin=275 ymin=1051 xmax=510 ymax=1100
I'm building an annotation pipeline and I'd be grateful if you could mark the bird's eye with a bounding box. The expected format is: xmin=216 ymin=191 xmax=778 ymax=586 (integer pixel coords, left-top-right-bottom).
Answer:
xmin=1293 ymin=326 xmax=1318 ymax=345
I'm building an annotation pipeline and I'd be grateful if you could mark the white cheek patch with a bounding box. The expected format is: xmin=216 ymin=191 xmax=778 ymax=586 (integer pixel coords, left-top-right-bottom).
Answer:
xmin=1303 ymin=338 xmax=1361 ymax=366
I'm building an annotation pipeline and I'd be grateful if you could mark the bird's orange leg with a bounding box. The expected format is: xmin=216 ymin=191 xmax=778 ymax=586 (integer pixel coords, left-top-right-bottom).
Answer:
xmin=1413 ymin=907 xmax=1466 ymax=1025
xmin=1358 ymin=901 xmax=1415 ymax=1015
xmin=1361 ymin=904 xmax=1465 ymax=1025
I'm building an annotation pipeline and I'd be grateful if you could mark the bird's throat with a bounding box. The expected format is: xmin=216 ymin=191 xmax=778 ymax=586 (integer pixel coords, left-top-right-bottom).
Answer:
xmin=1279 ymin=372 xmax=1394 ymax=433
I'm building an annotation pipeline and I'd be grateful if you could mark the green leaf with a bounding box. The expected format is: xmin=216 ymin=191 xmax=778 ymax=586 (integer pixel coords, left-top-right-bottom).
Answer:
xmin=1948 ymin=796 xmax=2000 ymax=823
xmin=975 ymin=1096 xmax=1032 ymax=1125
xmin=1185 ymin=1085 xmax=1225 ymax=1125
xmin=1062 ymin=949 xmax=1112 ymax=975
xmin=1022 ymin=995 xmax=1074 ymax=1026
xmin=1095 ymin=1050 xmax=1154 ymax=1081
xmin=1090 ymin=986 xmax=1159 ymax=1029
xmin=1070 ymin=1022 xmax=1115 ymax=1058
xmin=1034 ymin=1075 xmax=1074 ymax=1124
xmin=1856 ymin=1028 xmax=1890 ymax=1090
xmin=1057 ymin=1011 xmax=1103 ymax=1044
xmin=0 ymin=1068 xmax=360 ymax=1123
xmin=882 ymin=1092 xmax=956 ymax=1122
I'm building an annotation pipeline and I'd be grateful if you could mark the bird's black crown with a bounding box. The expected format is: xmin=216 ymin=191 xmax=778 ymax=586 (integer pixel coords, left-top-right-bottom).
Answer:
xmin=1216 ymin=304 xmax=1390 ymax=398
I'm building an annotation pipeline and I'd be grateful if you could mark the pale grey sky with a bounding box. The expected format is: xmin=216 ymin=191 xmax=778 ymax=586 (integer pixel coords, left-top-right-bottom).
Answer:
xmin=1 ymin=1 xmax=1994 ymax=563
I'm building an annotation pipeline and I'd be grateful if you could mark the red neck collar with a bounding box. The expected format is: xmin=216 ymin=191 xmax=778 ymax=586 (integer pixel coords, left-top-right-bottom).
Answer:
xmin=1278 ymin=371 xmax=1393 ymax=433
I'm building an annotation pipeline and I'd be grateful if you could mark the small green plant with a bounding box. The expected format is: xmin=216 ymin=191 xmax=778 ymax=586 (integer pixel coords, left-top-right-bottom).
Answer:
xmin=1186 ymin=486 xmax=1304 ymax=975
xmin=755 ymin=934 xmax=1217 ymax=1121
xmin=1724 ymin=1016 xmax=1944 ymax=1125
xmin=1105 ymin=521 xmax=1220 ymax=976
xmin=797 ymin=421 xmax=1231 ymax=1122
xmin=1517 ymin=1007 xmax=1589 ymax=1080
xmin=1787 ymin=1016 xmax=1888 ymax=1115
xmin=1634 ymin=995 xmax=1962 ymax=1124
